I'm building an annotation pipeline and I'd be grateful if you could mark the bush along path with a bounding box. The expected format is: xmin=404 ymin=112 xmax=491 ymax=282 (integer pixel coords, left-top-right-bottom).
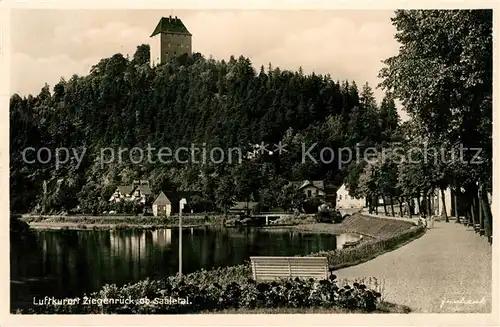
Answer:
xmin=25 ymin=273 xmax=386 ymax=314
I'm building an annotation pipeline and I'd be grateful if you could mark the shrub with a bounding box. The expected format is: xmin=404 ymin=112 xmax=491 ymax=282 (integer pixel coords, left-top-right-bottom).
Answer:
xmin=302 ymin=198 xmax=323 ymax=214
xmin=315 ymin=211 xmax=333 ymax=223
xmin=24 ymin=270 xmax=381 ymax=314
xmin=271 ymin=214 xmax=316 ymax=226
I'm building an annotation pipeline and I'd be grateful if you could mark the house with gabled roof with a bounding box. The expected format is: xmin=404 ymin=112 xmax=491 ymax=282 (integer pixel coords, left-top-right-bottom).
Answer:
xmin=132 ymin=180 xmax=153 ymax=204
xmin=336 ymin=183 xmax=365 ymax=209
xmin=108 ymin=185 xmax=135 ymax=203
xmin=152 ymin=191 xmax=172 ymax=217
xmin=292 ymin=180 xmax=327 ymax=198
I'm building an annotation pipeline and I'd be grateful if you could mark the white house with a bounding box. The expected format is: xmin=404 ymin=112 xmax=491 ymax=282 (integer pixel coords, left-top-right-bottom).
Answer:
xmin=336 ymin=184 xmax=365 ymax=209
xmin=152 ymin=191 xmax=172 ymax=217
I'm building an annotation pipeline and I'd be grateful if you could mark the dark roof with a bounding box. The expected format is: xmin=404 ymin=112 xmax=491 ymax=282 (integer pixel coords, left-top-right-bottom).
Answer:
xmin=311 ymin=180 xmax=325 ymax=190
xmin=293 ymin=180 xmax=325 ymax=191
xmin=164 ymin=190 xmax=201 ymax=202
xmin=116 ymin=185 xmax=134 ymax=195
xmin=150 ymin=16 xmax=192 ymax=37
xmin=153 ymin=191 xmax=171 ymax=205
xmin=135 ymin=184 xmax=152 ymax=195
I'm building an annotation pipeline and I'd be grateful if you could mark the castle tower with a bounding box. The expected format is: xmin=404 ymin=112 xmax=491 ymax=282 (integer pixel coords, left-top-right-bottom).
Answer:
xmin=150 ymin=16 xmax=192 ymax=66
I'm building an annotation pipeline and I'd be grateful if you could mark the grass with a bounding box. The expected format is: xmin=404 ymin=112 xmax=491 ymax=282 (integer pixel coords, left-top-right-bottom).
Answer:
xmin=295 ymin=214 xmax=416 ymax=239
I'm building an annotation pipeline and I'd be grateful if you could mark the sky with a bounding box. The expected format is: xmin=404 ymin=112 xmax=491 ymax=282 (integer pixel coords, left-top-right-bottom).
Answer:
xmin=11 ymin=9 xmax=406 ymax=118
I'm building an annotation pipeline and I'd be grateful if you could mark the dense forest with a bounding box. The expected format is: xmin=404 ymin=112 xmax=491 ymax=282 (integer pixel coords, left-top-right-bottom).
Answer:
xmin=10 ymin=10 xmax=492 ymax=238
xmin=10 ymin=45 xmax=399 ymax=214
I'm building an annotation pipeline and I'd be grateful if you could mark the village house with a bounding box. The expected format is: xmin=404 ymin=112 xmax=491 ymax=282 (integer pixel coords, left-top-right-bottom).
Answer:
xmin=292 ymin=180 xmax=326 ymax=198
xmin=336 ymin=184 xmax=366 ymax=209
xmin=132 ymin=180 xmax=153 ymax=204
xmin=108 ymin=180 xmax=153 ymax=205
xmin=108 ymin=185 xmax=135 ymax=203
xmin=152 ymin=191 xmax=172 ymax=217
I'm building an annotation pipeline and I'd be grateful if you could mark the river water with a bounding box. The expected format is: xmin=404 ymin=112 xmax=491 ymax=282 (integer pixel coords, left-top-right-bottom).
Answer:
xmin=10 ymin=227 xmax=361 ymax=311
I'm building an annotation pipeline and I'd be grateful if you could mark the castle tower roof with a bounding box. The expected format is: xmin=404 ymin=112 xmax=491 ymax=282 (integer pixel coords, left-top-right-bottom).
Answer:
xmin=150 ymin=16 xmax=192 ymax=37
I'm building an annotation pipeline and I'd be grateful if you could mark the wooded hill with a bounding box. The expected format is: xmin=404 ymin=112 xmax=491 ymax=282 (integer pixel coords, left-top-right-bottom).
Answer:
xmin=10 ymin=46 xmax=399 ymax=214
xmin=10 ymin=10 xmax=492 ymax=240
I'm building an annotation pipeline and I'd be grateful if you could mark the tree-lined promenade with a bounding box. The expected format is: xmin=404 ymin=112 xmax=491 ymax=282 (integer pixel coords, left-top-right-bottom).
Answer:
xmin=335 ymin=220 xmax=492 ymax=313
xmin=345 ymin=9 xmax=492 ymax=243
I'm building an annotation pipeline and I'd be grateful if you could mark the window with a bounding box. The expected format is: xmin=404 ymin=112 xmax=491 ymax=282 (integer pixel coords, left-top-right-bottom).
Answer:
xmin=339 ymin=195 xmax=342 ymax=200
xmin=316 ymin=190 xmax=319 ymax=195
xmin=307 ymin=190 xmax=312 ymax=197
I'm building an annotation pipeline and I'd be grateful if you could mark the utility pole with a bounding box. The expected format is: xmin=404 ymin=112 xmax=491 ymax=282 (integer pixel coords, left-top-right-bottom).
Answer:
xmin=178 ymin=198 xmax=187 ymax=276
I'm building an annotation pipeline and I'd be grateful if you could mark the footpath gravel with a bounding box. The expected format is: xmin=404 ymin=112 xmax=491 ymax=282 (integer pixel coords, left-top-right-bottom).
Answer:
xmin=334 ymin=221 xmax=492 ymax=313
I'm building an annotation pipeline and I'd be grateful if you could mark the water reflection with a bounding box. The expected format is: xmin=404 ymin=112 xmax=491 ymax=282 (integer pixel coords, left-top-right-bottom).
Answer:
xmin=150 ymin=228 xmax=172 ymax=247
xmin=11 ymin=227 xmax=361 ymax=311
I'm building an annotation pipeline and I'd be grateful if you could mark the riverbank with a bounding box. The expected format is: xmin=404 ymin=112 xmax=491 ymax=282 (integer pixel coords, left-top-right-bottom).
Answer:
xmin=21 ymin=212 xmax=418 ymax=240
xmin=21 ymin=214 xmax=224 ymax=230
xmin=292 ymin=214 xmax=417 ymax=239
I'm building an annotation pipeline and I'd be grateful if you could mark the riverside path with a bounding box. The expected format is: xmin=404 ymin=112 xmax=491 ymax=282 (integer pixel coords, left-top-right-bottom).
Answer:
xmin=334 ymin=221 xmax=492 ymax=313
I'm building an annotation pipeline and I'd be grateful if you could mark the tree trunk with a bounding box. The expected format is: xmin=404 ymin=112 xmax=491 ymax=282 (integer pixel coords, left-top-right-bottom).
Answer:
xmin=407 ymin=198 xmax=412 ymax=219
xmin=471 ymin=195 xmax=477 ymax=227
xmin=441 ymin=188 xmax=449 ymax=222
xmin=453 ymin=186 xmax=460 ymax=223
xmin=478 ymin=184 xmax=491 ymax=240
xmin=426 ymin=189 xmax=433 ymax=218
xmin=421 ymin=192 xmax=428 ymax=218
xmin=374 ymin=196 xmax=379 ymax=215
xmin=398 ymin=197 xmax=403 ymax=217
xmin=383 ymin=197 xmax=388 ymax=216
xmin=390 ymin=197 xmax=395 ymax=216
xmin=416 ymin=195 xmax=421 ymax=217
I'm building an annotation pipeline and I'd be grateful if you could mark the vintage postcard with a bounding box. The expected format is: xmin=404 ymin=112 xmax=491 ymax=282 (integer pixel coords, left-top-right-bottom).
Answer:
xmin=1 ymin=1 xmax=498 ymax=326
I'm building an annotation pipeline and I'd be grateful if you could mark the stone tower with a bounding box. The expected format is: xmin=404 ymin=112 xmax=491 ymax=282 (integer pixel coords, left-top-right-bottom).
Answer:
xmin=150 ymin=16 xmax=192 ymax=66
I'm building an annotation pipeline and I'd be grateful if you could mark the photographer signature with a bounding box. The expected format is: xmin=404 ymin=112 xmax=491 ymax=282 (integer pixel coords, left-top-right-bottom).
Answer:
xmin=440 ymin=296 xmax=487 ymax=309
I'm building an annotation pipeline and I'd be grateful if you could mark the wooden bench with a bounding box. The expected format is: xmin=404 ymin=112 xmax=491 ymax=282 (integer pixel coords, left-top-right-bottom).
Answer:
xmin=250 ymin=256 xmax=329 ymax=281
